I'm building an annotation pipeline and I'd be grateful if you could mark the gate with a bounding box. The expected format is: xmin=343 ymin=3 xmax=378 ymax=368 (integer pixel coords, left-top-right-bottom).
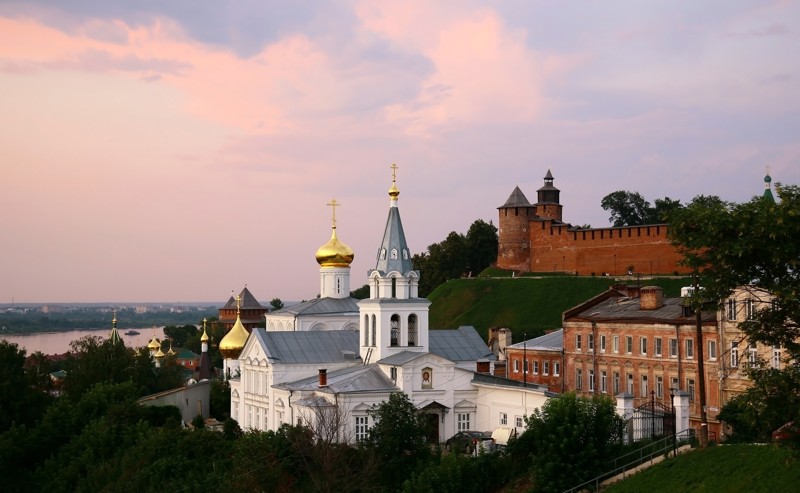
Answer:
xmin=627 ymin=391 xmax=675 ymax=443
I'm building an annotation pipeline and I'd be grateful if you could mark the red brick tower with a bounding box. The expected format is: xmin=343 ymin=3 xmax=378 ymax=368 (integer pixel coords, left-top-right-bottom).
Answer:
xmin=497 ymin=185 xmax=536 ymax=271
xmin=534 ymin=169 xmax=563 ymax=221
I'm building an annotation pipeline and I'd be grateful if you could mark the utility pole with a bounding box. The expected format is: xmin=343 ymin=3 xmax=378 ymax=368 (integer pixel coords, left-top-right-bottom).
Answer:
xmin=693 ymin=273 xmax=709 ymax=448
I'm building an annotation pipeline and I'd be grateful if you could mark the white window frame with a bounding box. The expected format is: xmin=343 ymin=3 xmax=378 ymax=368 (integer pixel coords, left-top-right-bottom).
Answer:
xmin=641 ymin=375 xmax=648 ymax=397
xmin=613 ymin=335 xmax=619 ymax=354
xmin=730 ymin=342 xmax=739 ymax=368
xmin=355 ymin=415 xmax=369 ymax=442
xmin=543 ymin=360 xmax=549 ymax=376
xmin=588 ymin=334 xmax=594 ymax=350
xmin=553 ymin=361 xmax=560 ymax=376
xmin=576 ymin=368 xmax=583 ymax=390
xmin=687 ymin=378 xmax=696 ymax=403
xmin=640 ymin=337 xmax=647 ymax=355
xmin=513 ymin=359 xmax=520 ymax=373
xmin=655 ymin=337 xmax=662 ymax=357
xmin=613 ymin=372 xmax=620 ymax=394
xmin=669 ymin=338 xmax=678 ymax=358
xmin=457 ymin=413 xmax=470 ymax=431
xmin=626 ymin=336 xmax=633 ymax=354
xmin=600 ymin=335 xmax=606 ymax=352
xmin=656 ymin=375 xmax=664 ymax=398
xmin=772 ymin=346 xmax=781 ymax=369
xmin=515 ymin=415 xmax=524 ymax=428
xmin=708 ymin=340 xmax=717 ymax=361
xmin=532 ymin=360 xmax=539 ymax=375
xmin=588 ymin=369 xmax=595 ymax=392
xmin=727 ymin=299 xmax=737 ymax=321
xmin=575 ymin=334 xmax=582 ymax=351
xmin=601 ymin=370 xmax=607 ymax=393
xmin=685 ymin=339 xmax=694 ymax=359
xmin=748 ymin=342 xmax=758 ymax=365
xmin=745 ymin=299 xmax=755 ymax=320
xmin=499 ymin=412 xmax=508 ymax=425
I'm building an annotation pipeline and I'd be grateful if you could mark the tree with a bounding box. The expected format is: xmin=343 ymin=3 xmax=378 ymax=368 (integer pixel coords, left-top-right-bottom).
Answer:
xmin=270 ymin=298 xmax=285 ymax=311
xmin=366 ymin=392 xmax=432 ymax=491
xmin=668 ymin=185 xmax=800 ymax=441
xmin=163 ymin=324 xmax=198 ymax=348
xmin=511 ymin=393 xmax=624 ymax=493
xmin=350 ymin=284 xmax=370 ymax=299
xmin=0 ymin=341 xmax=52 ymax=432
xmin=601 ymin=190 xmax=682 ymax=226
xmin=465 ymin=219 xmax=498 ymax=275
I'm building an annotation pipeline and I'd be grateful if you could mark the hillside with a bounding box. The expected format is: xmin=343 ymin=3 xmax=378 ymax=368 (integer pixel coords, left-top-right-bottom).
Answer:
xmin=604 ymin=444 xmax=800 ymax=493
xmin=428 ymin=275 xmax=692 ymax=340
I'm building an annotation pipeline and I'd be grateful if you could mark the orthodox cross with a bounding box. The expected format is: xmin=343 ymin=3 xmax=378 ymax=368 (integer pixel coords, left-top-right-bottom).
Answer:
xmin=327 ymin=198 xmax=340 ymax=229
xmin=390 ymin=163 xmax=398 ymax=182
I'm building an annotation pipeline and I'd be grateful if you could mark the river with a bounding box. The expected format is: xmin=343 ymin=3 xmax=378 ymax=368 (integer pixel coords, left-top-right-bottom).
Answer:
xmin=1 ymin=327 xmax=167 ymax=355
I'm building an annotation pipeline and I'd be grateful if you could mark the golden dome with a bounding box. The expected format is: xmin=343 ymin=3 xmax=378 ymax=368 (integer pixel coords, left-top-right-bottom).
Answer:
xmin=219 ymin=314 xmax=249 ymax=359
xmin=315 ymin=228 xmax=355 ymax=267
xmin=155 ymin=347 xmax=165 ymax=359
xmin=201 ymin=319 xmax=210 ymax=343
xmin=147 ymin=335 xmax=161 ymax=350
xmin=389 ymin=181 xmax=400 ymax=199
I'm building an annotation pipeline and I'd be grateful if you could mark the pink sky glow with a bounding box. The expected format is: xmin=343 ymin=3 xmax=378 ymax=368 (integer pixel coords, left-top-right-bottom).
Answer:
xmin=1 ymin=1 xmax=798 ymax=304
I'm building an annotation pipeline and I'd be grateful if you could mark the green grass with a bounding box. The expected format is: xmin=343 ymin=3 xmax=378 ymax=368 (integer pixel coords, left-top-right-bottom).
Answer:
xmin=604 ymin=445 xmax=800 ymax=493
xmin=428 ymin=275 xmax=692 ymax=340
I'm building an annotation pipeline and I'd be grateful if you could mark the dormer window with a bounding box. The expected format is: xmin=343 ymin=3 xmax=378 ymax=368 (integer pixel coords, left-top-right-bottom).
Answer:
xmin=403 ymin=249 xmax=408 ymax=259
xmin=380 ymin=248 xmax=386 ymax=260
xmin=391 ymin=248 xmax=398 ymax=259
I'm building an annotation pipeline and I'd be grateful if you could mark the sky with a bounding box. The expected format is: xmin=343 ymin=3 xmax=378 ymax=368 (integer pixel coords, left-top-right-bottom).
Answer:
xmin=1 ymin=1 xmax=798 ymax=304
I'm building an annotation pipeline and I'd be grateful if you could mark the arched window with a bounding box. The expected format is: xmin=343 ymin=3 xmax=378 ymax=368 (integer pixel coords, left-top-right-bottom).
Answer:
xmin=391 ymin=248 xmax=398 ymax=259
xmin=390 ymin=315 xmax=400 ymax=346
xmin=364 ymin=314 xmax=369 ymax=346
xmin=408 ymin=314 xmax=418 ymax=346
xmin=380 ymin=248 xmax=386 ymax=260
xmin=371 ymin=315 xmax=376 ymax=347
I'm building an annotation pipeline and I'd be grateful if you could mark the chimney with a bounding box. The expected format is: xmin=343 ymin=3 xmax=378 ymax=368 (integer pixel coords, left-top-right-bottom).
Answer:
xmin=318 ymin=368 xmax=327 ymax=387
xmin=476 ymin=360 xmax=491 ymax=374
xmin=640 ymin=286 xmax=664 ymax=310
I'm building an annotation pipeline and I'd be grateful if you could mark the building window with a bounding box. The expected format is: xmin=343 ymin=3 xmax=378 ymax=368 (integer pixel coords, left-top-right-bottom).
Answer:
xmin=685 ymin=339 xmax=694 ymax=359
xmin=655 ymin=337 xmax=663 ymax=357
xmin=613 ymin=372 xmax=620 ymax=394
xmin=457 ymin=413 xmax=470 ymax=431
xmin=371 ymin=315 xmax=377 ymax=347
xmin=708 ymin=340 xmax=717 ymax=360
xmin=641 ymin=375 xmax=649 ymax=397
xmin=500 ymin=412 xmax=508 ymax=425
xmin=656 ymin=376 xmax=664 ymax=399
xmin=523 ymin=359 xmax=529 ymax=374
xmin=640 ymin=337 xmax=647 ymax=355
xmin=533 ymin=361 xmax=539 ymax=375
xmin=669 ymin=338 xmax=678 ymax=358
xmin=408 ymin=314 xmax=418 ymax=346
xmin=515 ymin=415 xmax=524 ymax=428
xmin=626 ymin=336 xmax=633 ymax=354
xmin=588 ymin=334 xmax=594 ymax=350
xmin=745 ymin=299 xmax=755 ymax=320
xmin=355 ymin=416 xmax=369 ymax=442
xmin=748 ymin=342 xmax=758 ymax=365
xmin=772 ymin=346 xmax=782 ymax=369
xmin=687 ymin=378 xmax=696 ymax=403
xmin=576 ymin=368 xmax=583 ymax=390
xmin=730 ymin=342 xmax=739 ymax=368
xmin=600 ymin=335 xmax=606 ymax=352
xmin=554 ymin=361 xmax=560 ymax=376
xmin=627 ymin=373 xmax=634 ymax=394
xmin=543 ymin=361 xmax=550 ymax=375
xmin=613 ymin=335 xmax=619 ymax=353
xmin=588 ymin=369 xmax=595 ymax=392
xmin=363 ymin=315 xmax=369 ymax=346
xmin=576 ymin=334 xmax=582 ymax=351
xmin=390 ymin=367 xmax=398 ymax=381
xmin=601 ymin=370 xmax=607 ymax=393
xmin=390 ymin=314 xmax=400 ymax=346
xmin=727 ymin=299 xmax=737 ymax=321
xmin=513 ymin=359 xmax=520 ymax=373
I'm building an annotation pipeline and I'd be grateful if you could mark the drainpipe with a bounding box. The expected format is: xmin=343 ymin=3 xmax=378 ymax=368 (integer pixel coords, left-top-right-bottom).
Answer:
xmin=288 ymin=390 xmax=294 ymax=426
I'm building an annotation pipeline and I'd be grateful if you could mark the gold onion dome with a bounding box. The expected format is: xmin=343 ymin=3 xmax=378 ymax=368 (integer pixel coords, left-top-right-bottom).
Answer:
xmin=154 ymin=347 xmax=165 ymax=359
xmin=201 ymin=323 xmax=209 ymax=343
xmin=389 ymin=181 xmax=400 ymax=199
xmin=147 ymin=335 xmax=161 ymax=350
xmin=219 ymin=314 xmax=249 ymax=359
xmin=315 ymin=228 xmax=355 ymax=267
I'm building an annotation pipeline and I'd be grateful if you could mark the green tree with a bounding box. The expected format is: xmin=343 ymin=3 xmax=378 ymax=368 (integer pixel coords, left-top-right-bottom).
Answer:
xmin=366 ymin=392 xmax=432 ymax=491
xmin=163 ymin=323 xmax=198 ymax=347
xmin=601 ymin=190 xmax=682 ymax=226
xmin=350 ymin=284 xmax=370 ymax=299
xmin=0 ymin=341 xmax=52 ymax=432
xmin=512 ymin=393 xmax=624 ymax=493
xmin=465 ymin=219 xmax=498 ymax=275
xmin=270 ymin=298 xmax=285 ymax=311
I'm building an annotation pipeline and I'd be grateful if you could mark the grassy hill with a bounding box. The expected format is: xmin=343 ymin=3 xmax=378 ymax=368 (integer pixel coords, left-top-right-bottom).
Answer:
xmin=604 ymin=444 xmax=800 ymax=493
xmin=428 ymin=275 xmax=692 ymax=341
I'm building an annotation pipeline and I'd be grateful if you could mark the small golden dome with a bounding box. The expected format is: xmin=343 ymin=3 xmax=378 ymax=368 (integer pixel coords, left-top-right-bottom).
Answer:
xmin=219 ymin=314 xmax=249 ymax=359
xmin=147 ymin=336 xmax=161 ymax=350
xmin=315 ymin=228 xmax=355 ymax=267
xmin=389 ymin=181 xmax=400 ymax=199
xmin=155 ymin=347 xmax=165 ymax=359
xmin=201 ymin=327 xmax=209 ymax=343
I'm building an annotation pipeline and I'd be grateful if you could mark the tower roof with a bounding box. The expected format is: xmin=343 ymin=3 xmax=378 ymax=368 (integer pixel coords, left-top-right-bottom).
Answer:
xmin=373 ymin=165 xmax=414 ymax=275
xmin=499 ymin=185 xmax=533 ymax=208
xmin=223 ymin=287 xmax=264 ymax=309
xmin=536 ymin=168 xmax=559 ymax=193
xmin=763 ymin=170 xmax=775 ymax=202
xmin=109 ymin=313 xmax=122 ymax=346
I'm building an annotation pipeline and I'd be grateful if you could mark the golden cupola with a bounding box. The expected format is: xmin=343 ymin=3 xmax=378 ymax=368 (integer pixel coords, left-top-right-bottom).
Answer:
xmin=200 ymin=319 xmax=210 ymax=343
xmin=147 ymin=334 xmax=161 ymax=351
xmin=315 ymin=198 xmax=354 ymax=267
xmin=219 ymin=312 xmax=249 ymax=359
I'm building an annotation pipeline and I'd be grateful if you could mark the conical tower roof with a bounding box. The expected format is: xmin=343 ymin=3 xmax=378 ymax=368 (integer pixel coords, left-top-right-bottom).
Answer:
xmin=499 ymin=185 xmax=533 ymax=208
xmin=109 ymin=313 xmax=122 ymax=346
xmin=373 ymin=164 xmax=414 ymax=275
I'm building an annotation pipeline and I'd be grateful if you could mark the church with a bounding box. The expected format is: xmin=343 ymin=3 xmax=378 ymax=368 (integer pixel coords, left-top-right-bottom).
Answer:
xmin=223 ymin=167 xmax=550 ymax=443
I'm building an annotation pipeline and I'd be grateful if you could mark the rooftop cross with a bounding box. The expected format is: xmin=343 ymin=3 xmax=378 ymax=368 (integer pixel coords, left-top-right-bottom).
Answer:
xmin=327 ymin=198 xmax=340 ymax=229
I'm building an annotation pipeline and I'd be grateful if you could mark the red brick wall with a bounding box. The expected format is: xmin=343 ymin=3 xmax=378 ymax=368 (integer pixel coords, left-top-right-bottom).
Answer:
xmin=527 ymin=221 xmax=690 ymax=276
xmin=497 ymin=206 xmax=535 ymax=271
xmin=505 ymin=347 xmax=564 ymax=393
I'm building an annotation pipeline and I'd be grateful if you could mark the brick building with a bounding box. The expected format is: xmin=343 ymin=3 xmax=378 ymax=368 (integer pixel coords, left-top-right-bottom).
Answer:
xmin=505 ymin=329 xmax=564 ymax=393
xmin=219 ymin=286 xmax=268 ymax=331
xmin=496 ymin=171 xmax=691 ymax=276
xmin=562 ymin=285 xmax=722 ymax=437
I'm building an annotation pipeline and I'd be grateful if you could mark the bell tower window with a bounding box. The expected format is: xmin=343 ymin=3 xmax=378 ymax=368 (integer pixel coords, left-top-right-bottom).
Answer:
xmin=408 ymin=314 xmax=418 ymax=346
xmin=390 ymin=315 xmax=400 ymax=346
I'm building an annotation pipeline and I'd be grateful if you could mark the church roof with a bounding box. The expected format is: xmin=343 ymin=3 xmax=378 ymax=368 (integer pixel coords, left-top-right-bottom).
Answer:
xmin=275 ymin=365 xmax=397 ymax=394
xmin=429 ymin=326 xmax=496 ymax=362
xmin=271 ymin=297 xmax=360 ymax=316
xmin=251 ymin=329 xmax=360 ymax=364
xmin=499 ymin=185 xmax=532 ymax=208
xmin=223 ymin=287 xmax=264 ymax=309
xmin=373 ymin=202 xmax=415 ymax=275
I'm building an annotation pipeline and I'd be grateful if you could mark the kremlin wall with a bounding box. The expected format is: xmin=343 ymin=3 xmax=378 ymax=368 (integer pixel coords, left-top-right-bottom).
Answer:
xmin=497 ymin=171 xmax=690 ymax=276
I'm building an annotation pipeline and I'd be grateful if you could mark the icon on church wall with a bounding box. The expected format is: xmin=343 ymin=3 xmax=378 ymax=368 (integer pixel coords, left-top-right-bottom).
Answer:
xmin=422 ymin=367 xmax=433 ymax=389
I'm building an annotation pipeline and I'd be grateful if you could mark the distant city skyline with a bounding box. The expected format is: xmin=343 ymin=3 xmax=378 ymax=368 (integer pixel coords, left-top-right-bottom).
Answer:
xmin=1 ymin=1 xmax=798 ymax=303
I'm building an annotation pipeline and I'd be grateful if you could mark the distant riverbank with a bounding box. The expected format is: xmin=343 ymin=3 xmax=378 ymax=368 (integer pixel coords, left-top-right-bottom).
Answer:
xmin=1 ymin=327 xmax=167 ymax=355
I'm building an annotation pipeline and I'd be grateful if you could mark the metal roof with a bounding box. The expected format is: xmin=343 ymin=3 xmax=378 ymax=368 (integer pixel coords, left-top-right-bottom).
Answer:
xmin=222 ymin=287 xmax=265 ymax=309
xmin=508 ymin=329 xmax=563 ymax=351
xmin=372 ymin=203 xmax=415 ymax=276
xmin=569 ymin=296 xmax=716 ymax=324
xmin=429 ymin=326 xmax=495 ymax=362
xmin=376 ymin=350 xmax=427 ymax=366
xmin=275 ymin=365 xmax=398 ymax=394
xmin=271 ymin=296 xmax=360 ymax=316
xmin=252 ymin=329 xmax=360 ymax=364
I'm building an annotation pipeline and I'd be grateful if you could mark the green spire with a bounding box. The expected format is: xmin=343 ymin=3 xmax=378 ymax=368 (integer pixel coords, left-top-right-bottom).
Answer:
xmin=763 ymin=167 xmax=775 ymax=202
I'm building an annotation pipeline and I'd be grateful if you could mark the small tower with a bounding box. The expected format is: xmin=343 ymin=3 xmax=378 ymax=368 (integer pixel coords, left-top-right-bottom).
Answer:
xmin=763 ymin=167 xmax=775 ymax=202
xmin=219 ymin=295 xmax=250 ymax=379
xmin=497 ymin=184 xmax=536 ymax=271
xmin=315 ymin=198 xmax=355 ymax=299
xmin=109 ymin=312 xmax=122 ymax=346
xmin=358 ymin=164 xmax=431 ymax=363
xmin=534 ymin=169 xmax=562 ymax=221
xmin=197 ymin=318 xmax=213 ymax=380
